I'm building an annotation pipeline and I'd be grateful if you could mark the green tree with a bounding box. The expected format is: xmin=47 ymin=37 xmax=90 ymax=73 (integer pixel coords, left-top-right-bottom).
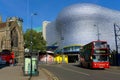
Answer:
xmin=24 ymin=29 xmax=46 ymax=52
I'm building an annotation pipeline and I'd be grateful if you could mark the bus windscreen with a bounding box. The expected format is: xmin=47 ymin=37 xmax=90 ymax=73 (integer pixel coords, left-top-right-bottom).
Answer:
xmin=92 ymin=55 xmax=108 ymax=62
xmin=94 ymin=42 xmax=107 ymax=48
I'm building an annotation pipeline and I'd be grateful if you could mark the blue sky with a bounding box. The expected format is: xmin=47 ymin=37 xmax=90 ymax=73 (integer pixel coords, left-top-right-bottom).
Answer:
xmin=0 ymin=0 xmax=120 ymax=32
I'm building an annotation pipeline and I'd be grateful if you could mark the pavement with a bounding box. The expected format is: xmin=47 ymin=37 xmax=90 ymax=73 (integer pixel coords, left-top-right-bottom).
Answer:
xmin=110 ymin=66 xmax=120 ymax=70
xmin=0 ymin=64 xmax=56 ymax=80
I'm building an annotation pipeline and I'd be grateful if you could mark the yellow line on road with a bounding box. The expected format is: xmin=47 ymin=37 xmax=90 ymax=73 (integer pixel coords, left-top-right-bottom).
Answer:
xmin=41 ymin=68 xmax=59 ymax=80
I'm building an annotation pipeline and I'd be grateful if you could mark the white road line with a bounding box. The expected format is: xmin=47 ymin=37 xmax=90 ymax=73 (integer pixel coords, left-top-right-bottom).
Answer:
xmin=61 ymin=67 xmax=90 ymax=76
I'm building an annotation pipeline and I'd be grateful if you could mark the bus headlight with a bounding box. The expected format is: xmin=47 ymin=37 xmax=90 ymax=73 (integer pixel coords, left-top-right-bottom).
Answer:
xmin=106 ymin=63 xmax=109 ymax=66
xmin=90 ymin=56 xmax=92 ymax=60
xmin=94 ymin=63 xmax=97 ymax=66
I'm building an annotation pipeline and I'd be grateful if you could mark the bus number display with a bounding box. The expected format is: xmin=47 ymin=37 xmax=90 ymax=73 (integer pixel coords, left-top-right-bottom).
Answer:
xmin=94 ymin=50 xmax=107 ymax=54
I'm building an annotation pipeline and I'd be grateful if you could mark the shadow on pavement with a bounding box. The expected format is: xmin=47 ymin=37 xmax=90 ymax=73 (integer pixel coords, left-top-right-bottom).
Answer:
xmin=0 ymin=64 xmax=9 ymax=69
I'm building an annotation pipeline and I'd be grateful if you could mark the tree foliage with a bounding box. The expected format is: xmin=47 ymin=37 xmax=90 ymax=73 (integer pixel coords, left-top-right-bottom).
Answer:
xmin=24 ymin=29 xmax=46 ymax=52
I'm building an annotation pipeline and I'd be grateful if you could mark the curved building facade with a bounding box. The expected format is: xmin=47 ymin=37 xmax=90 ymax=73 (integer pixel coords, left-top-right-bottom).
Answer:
xmin=43 ymin=3 xmax=120 ymax=50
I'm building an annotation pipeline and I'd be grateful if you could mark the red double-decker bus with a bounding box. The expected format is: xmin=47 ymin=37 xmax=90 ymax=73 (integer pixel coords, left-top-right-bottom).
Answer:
xmin=80 ymin=40 xmax=110 ymax=69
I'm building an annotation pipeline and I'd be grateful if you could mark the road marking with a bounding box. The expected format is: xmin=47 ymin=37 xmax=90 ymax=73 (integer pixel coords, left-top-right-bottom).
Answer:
xmin=61 ymin=67 xmax=90 ymax=76
xmin=41 ymin=68 xmax=59 ymax=80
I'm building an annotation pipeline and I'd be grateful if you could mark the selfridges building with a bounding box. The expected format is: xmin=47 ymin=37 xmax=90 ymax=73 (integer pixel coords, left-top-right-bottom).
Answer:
xmin=44 ymin=3 xmax=120 ymax=50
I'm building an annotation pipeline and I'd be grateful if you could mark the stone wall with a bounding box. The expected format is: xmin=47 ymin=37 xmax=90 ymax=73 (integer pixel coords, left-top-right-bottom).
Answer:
xmin=0 ymin=17 xmax=24 ymax=63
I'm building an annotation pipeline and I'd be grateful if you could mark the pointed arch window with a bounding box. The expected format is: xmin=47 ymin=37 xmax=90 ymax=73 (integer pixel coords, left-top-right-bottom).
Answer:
xmin=11 ymin=28 xmax=18 ymax=47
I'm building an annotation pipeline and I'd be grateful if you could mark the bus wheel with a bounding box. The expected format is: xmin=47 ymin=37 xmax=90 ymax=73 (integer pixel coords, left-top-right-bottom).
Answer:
xmin=87 ymin=63 xmax=91 ymax=69
xmin=80 ymin=62 xmax=83 ymax=67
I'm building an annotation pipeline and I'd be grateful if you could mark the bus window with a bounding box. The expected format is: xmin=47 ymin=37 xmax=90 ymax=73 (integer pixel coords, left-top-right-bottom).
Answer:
xmin=100 ymin=55 xmax=108 ymax=61
xmin=92 ymin=55 xmax=108 ymax=62
xmin=92 ymin=55 xmax=96 ymax=59
xmin=94 ymin=42 xmax=107 ymax=48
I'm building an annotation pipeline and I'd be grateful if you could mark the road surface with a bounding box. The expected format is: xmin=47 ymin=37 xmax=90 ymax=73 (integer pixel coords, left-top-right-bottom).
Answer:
xmin=39 ymin=63 xmax=120 ymax=80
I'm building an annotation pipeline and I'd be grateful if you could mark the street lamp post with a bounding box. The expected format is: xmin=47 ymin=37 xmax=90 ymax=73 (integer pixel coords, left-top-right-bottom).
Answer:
xmin=30 ymin=13 xmax=37 ymax=78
